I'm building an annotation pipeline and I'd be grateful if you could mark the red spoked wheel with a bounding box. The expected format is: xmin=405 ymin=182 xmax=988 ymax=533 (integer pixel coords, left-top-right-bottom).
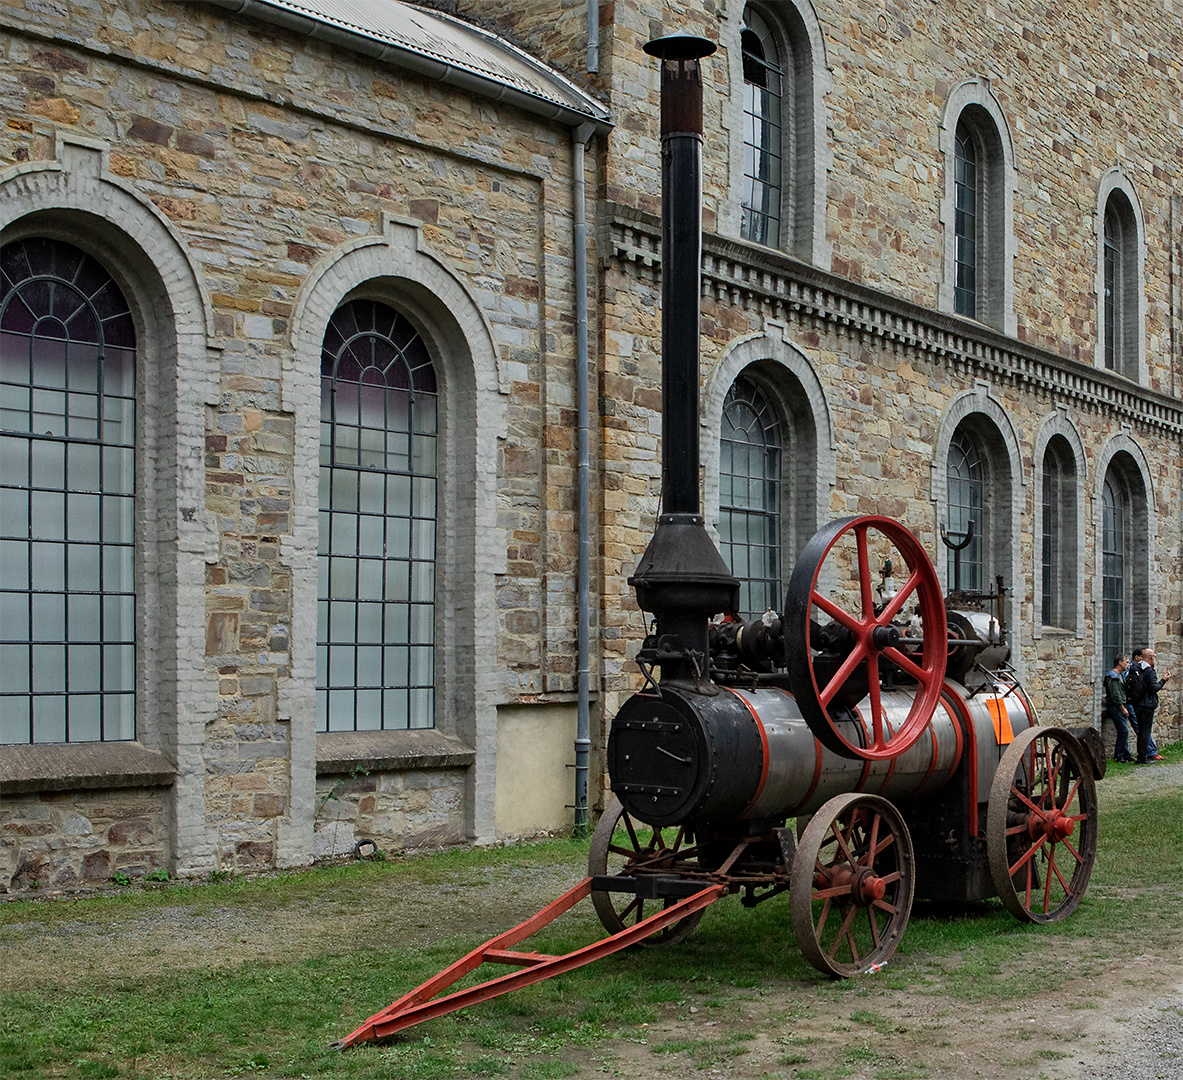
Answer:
xmin=987 ymin=727 xmax=1098 ymax=923
xmin=784 ymin=516 xmax=947 ymax=760
xmin=789 ymin=793 xmax=915 ymax=978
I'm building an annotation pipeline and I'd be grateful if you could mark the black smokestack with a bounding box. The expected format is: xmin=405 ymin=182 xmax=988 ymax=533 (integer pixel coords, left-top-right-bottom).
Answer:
xmin=629 ymin=33 xmax=738 ymax=683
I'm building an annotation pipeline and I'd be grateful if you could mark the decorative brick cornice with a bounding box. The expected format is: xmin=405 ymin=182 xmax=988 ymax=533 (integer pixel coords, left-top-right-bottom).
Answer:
xmin=606 ymin=203 xmax=1183 ymax=439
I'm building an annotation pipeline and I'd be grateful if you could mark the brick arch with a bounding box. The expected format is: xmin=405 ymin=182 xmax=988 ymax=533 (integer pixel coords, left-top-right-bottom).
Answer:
xmin=931 ymin=384 xmax=1024 ymax=667
xmin=0 ymin=134 xmax=220 ymax=875
xmin=284 ymin=216 xmax=505 ymax=859
xmin=1092 ymin=431 xmax=1155 ymax=687
xmin=703 ymin=327 xmax=836 ymax=587
xmin=1032 ymin=408 xmax=1088 ymax=638
xmin=938 ymin=78 xmax=1018 ymax=335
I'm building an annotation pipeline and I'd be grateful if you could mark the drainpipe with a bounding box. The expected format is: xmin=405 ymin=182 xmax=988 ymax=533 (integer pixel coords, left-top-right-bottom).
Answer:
xmin=588 ymin=0 xmax=600 ymax=73
xmin=573 ymin=121 xmax=597 ymax=835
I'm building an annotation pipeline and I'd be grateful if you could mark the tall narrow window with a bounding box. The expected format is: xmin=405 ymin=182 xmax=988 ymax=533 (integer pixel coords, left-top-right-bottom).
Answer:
xmin=719 ymin=375 xmax=781 ymax=618
xmin=317 ymin=299 xmax=437 ymax=732
xmin=1101 ymin=477 xmax=1126 ymax=660
xmin=946 ymin=429 xmax=984 ymax=592
xmin=1100 ymin=188 xmax=1140 ymax=380
xmin=740 ymin=7 xmax=784 ymax=248
xmin=1040 ymin=435 xmax=1077 ymax=630
xmin=953 ymin=123 xmax=978 ymax=318
xmin=0 ymin=238 xmax=137 ymax=744
xmin=1103 ymin=204 xmax=1120 ymax=371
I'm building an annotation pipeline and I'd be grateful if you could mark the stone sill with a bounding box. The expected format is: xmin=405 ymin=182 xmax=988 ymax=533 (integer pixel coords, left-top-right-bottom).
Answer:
xmin=316 ymin=729 xmax=475 ymax=775
xmin=0 ymin=742 xmax=175 ymax=795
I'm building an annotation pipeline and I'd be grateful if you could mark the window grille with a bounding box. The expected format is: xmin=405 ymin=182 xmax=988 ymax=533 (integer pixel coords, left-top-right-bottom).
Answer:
xmin=740 ymin=7 xmax=784 ymax=248
xmin=946 ymin=430 xmax=983 ymax=592
xmin=317 ymin=299 xmax=437 ymax=732
xmin=1041 ymin=467 xmax=1053 ymax=624
xmin=719 ymin=375 xmax=781 ymax=618
xmin=0 ymin=238 xmax=136 ymax=744
xmin=953 ymin=124 xmax=978 ymax=318
xmin=1101 ymin=477 xmax=1126 ymax=660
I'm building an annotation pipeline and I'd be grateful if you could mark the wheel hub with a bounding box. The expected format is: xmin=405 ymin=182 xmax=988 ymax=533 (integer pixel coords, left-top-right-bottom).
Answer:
xmin=1026 ymin=807 xmax=1075 ymax=844
xmin=819 ymin=863 xmax=887 ymax=907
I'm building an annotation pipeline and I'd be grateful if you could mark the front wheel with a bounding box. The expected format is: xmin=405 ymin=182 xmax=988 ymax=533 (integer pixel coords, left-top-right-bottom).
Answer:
xmin=790 ymin=792 xmax=915 ymax=977
xmin=588 ymin=797 xmax=703 ymax=945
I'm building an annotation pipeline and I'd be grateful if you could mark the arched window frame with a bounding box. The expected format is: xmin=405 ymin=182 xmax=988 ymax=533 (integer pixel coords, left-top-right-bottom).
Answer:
xmin=316 ymin=298 xmax=439 ymax=733
xmin=939 ymin=80 xmax=1017 ymax=335
xmin=931 ymin=385 xmax=1024 ymax=661
xmin=0 ymin=134 xmax=218 ymax=871
xmin=1 ymin=238 xmax=139 ymax=744
xmin=1032 ymin=409 xmax=1086 ymax=640
xmin=1091 ymin=436 xmax=1154 ymax=702
xmin=1093 ymin=169 xmax=1145 ymax=382
xmin=287 ymin=217 xmax=504 ymax=852
xmin=702 ymin=328 xmax=836 ymax=611
xmin=724 ymin=0 xmax=832 ymax=266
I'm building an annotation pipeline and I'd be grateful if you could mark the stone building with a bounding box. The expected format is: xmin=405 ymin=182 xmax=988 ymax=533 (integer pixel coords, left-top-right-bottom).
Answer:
xmin=1 ymin=0 xmax=1180 ymax=891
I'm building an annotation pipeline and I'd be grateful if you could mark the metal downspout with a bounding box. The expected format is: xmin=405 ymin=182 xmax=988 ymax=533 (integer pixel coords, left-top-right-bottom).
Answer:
xmin=588 ymin=0 xmax=600 ymax=72
xmin=573 ymin=122 xmax=596 ymax=834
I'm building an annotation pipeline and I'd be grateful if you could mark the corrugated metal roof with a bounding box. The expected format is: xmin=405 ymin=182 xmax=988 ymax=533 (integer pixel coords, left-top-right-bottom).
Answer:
xmin=203 ymin=0 xmax=610 ymax=129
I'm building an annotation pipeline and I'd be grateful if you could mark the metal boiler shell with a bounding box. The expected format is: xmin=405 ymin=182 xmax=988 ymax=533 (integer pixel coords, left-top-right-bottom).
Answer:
xmin=608 ymin=680 xmax=1034 ymax=829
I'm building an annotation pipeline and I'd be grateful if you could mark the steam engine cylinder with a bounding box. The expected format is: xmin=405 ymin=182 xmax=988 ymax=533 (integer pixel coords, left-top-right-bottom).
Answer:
xmin=608 ymin=682 xmax=1033 ymax=828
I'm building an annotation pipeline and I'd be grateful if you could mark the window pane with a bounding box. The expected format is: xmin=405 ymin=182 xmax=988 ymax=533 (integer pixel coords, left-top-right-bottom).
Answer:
xmin=317 ymin=299 xmax=438 ymax=732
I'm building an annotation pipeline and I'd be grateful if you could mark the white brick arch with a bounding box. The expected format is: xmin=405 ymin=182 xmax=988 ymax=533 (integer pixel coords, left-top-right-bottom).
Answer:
xmin=283 ymin=216 xmax=505 ymax=859
xmin=931 ymin=383 xmax=1024 ymax=665
xmin=702 ymin=327 xmax=836 ymax=595
xmin=1032 ymin=407 xmax=1088 ymax=638
xmin=1092 ymin=431 xmax=1155 ymax=683
xmin=0 ymin=134 xmax=219 ymax=874
xmin=1093 ymin=167 xmax=1147 ymax=382
xmin=938 ymin=78 xmax=1018 ymax=335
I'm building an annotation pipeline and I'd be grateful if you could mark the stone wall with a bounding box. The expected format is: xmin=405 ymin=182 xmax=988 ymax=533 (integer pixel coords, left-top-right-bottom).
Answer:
xmin=0 ymin=787 xmax=170 ymax=892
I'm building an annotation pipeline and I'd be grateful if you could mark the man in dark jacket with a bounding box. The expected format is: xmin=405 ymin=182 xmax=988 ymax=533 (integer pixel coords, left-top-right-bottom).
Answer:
xmin=1131 ymin=647 xmax=1172 ymax=764
xmin=1104 ymin=655 xmax=1134 ymax=762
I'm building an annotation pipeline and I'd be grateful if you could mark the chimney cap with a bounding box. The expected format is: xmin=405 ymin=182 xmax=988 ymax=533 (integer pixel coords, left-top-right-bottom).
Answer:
xmin=643 ymin=32 xmax=717 ymax=61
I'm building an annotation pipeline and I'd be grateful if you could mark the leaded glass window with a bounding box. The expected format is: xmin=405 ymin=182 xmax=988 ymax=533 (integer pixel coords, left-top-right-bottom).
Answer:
xmin=317 ymin=299 xmax=437 ymax=732
xmin=1102 ymin=477 xmax=1126 ymax=660
xmin=946 ymin=430 xmax=983 ymax=592
xmin=954 ymin=123 xmax=978 ymax=318
xmin=740 ymin=7 xmax=784 ymax=248
xmin=0 ymin=238 xmax=137 ymax=743
xmin=719 ymin=375 xmax=781 ymax=618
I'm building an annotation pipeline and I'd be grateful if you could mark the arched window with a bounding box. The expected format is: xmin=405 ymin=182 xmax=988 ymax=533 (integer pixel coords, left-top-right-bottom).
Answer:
xmin=719 ymin=374 xmax=781 ymax=617
xmin=945 ymin=428 xmax=987 ymax=593
xmin=317 ymin=298 xmax=438 ymax=732
xmin=1101 ymin=188 xmax=1140 ymax=379
xmin=0 ymin=238 xmax=136 ymax=743
xmin=953 ymin=123 xmax=978 ymax=318
xmin=941 ymin=85 xmax=1015 ymax=333
xmin=740 ymin=7 xmax=784 ymax=249
xmin=1101 ymin=476 xmax=1128 ymax=660
xmin=1041 ymin=435 xmax=1077 ymax=630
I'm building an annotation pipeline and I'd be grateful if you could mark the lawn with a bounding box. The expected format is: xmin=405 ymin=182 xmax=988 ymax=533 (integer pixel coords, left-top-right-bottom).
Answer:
xmin=2 ymin=743 xmax=1180 ymax=1080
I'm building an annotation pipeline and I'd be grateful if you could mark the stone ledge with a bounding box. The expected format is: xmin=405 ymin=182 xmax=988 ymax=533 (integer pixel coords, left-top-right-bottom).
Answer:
xmin=316 ymin=729 xmax=475 ymax=775
xmin=0 ymin=742 xmax=176 ymax=795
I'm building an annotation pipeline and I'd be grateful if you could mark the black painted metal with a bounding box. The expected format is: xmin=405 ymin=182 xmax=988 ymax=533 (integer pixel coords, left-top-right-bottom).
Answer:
xmin=628 ymin=34 xmax=738 ymax=683
xmin=607 ymin=684 xmax=762 ymax=827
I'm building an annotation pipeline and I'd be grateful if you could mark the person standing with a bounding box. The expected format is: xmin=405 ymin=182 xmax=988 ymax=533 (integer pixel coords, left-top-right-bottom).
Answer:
xmin=1130 ymin=647 xmax=1173 ymax=765
xmin=1103 ymin=655 xmax=1135 ymax=763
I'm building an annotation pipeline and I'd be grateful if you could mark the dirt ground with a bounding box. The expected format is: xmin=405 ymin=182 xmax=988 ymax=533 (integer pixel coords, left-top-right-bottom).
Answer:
xmin=4 ymin=764 xmax=1182 ymax=1080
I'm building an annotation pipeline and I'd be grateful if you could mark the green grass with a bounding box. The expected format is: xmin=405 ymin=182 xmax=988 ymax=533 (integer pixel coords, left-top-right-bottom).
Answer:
xmin=2 ymin=744 xmax=1180 ymax=1079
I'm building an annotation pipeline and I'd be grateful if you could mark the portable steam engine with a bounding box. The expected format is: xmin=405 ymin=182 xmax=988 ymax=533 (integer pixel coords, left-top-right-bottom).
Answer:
xmin=585 ymin=33 xmax=1104 ymax=978
xmin=337 ymin=32 xmax=1105 ymax=1048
